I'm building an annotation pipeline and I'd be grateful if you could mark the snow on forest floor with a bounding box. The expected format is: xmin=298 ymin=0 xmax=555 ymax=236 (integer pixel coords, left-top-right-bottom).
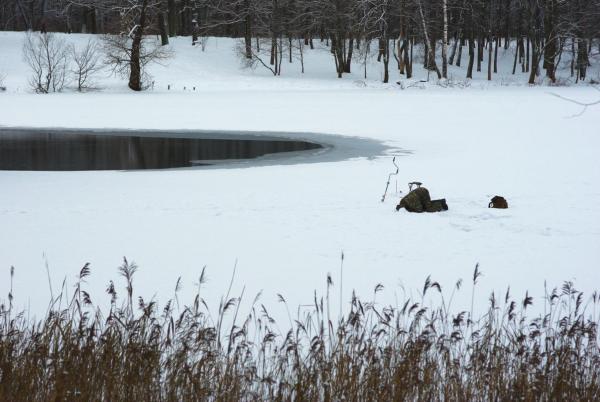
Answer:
xmin=0 ymin=32 xmax=599 ymax=322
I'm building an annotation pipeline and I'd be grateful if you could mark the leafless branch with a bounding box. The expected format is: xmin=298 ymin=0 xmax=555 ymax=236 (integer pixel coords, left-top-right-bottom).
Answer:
xmin=550 ymin=87 xmax=600 ymax=117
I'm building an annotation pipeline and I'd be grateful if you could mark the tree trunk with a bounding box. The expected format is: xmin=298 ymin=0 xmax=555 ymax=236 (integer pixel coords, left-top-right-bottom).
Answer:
xmin=244 ymin=14 xmax=252 ymax=59
xmin=543 ymin=0 xmax=557 ymax=83
xmin=278 ymin=35 xmax=283 ymax=75
xmin=168 ymin=0 xmax=177 ymax=37
xmin=417 ymin=0 xmax=441 ymax=79
xmin=85 ymin=7 xmax=97 ymax=34
xmin=334 ymin=37 xmax=344 ymax=78
xmin=525 ymin=37 xmax=530 ymax=72
xmin=512 ymin=38 xmax=519 ymax=74
xmin=383 ymin=37 xmax=389 ymax=83
xmin=158 ymin=12 xmax=169 ymax=46
xmin=577 ymin=38 xmax=588 ymax=80
xmin=404 ymin=40 xmax=412 ymax=78
xmin=298 ymin=38 xmax=305 ymax=73
xmin=441 ymin=0 xmax=448 ymax=78
xmin=477 ymin=37 xmax=482 ymax=72
xmin=129 ymin=0 xmax=148 ymax=91
xmin=398 ymin=39 xmax=405 ymax=73
xmin=408 ymin=36 xmax=413 ymax=78
xmin=398 ymin=1 xmax=409 ymax=75
xmin=570 ymin=37 xmax=575 ymax=77
xmin=270 ymin=36 xmax=277 ymax=66
xmin=345 ymin=37 xmax=353 ymax=73
xmin=449 ymin=33 xmax=459 ymax=65
xmin=493 ymin=37 xmax=498 ymax=73
xmin=180 ymin=0 xmax=191 ymax=36
xmin=520 ymin=39 xmax=525 ymax=72
xmin=467 ymin=34 xmax=475 ymax=79
xmin=38 ymin=0 xmax=48 ymax=32
xmin=192 ymin=20 xmax=199 ymax=45
xmin=528 ymin=41 xmax=539 ymax=84
xmin=504 ymin=0 xmax=511 ymax=49
xmin=487 ymin=35 xmax=492 ymax=80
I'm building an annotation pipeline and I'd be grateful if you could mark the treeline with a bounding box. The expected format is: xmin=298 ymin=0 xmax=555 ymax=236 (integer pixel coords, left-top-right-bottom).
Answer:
xmin=2 ymin=0 xmax=599 ymax=83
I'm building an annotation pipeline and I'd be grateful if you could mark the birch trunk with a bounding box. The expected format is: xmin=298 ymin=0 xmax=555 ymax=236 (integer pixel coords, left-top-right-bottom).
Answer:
xmin=441 ymin=0 xmax=448 ymax=78
xmin=417 ymin=0 xmax=441 ymax=79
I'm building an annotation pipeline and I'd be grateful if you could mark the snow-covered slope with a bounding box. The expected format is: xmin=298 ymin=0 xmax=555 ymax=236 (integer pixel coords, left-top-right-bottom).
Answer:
xmin=0 ymin=32 xmax=598 ymax=321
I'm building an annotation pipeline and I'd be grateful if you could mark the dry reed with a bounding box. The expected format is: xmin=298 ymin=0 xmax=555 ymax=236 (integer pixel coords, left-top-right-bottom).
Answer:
xmin=1 ymin=259 xmax=599 ymax=401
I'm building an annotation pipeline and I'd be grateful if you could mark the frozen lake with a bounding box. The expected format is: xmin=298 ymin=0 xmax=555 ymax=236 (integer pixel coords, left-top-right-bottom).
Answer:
xmin=0 ymin=33 xmax=598 ymax=324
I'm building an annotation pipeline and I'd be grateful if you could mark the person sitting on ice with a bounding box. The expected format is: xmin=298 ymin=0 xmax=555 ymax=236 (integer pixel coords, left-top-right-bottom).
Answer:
xmin=396 ymin=186 xmax=448 ymax=213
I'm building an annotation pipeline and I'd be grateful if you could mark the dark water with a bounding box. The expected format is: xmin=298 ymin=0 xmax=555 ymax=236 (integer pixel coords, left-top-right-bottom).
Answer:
xmin=0 ymin=131 xmax=322 ymax=171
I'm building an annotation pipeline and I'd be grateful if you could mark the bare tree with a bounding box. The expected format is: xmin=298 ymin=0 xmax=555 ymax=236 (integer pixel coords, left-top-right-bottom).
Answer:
xmin=416 ymin=0 xmax=441 ymax=79
xmin=396 ymin=0 xmax=413 ymax=78
xmin=23 ymin=32 xmax=69 ymax=93
xmin=70 ymin=39 xmax=102 ymax=91
xmin=239 ymin=38 xmax=278 ymax=75
xmin=102 ymin=33 xmax=171 ymax=90
xmin=203 ymin=0 xmax=261 ymax=59
xmin=360 ymin=0 xmax=394 ymax=83
xmin=101 ymin=0 xmax=172 ymax=91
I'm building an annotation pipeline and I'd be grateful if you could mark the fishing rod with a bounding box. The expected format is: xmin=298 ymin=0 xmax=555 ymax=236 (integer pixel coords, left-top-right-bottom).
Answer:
xmin=381 ymin=156 xmax=400 ymax=202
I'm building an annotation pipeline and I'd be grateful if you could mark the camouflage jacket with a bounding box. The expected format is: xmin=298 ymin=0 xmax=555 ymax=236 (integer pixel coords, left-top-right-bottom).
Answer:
xmin=397 ymin=187 xmax=448 ymax=213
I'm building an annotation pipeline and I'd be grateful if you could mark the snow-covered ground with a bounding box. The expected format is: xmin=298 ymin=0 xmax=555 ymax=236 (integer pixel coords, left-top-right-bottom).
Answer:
xmin=0 ymin=32 xmax=599 ymax=321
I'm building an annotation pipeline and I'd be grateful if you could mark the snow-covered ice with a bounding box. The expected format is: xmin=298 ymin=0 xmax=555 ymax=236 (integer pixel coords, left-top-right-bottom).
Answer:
xmin=0 ymin=32 xmax=598 ymax=321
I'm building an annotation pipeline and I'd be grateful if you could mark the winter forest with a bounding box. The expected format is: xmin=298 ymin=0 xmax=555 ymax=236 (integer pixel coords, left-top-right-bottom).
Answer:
xmin=1 ymin=0 xmax=600 ymax=400
xmin=1 ymin=0 xmax=599 ymax=87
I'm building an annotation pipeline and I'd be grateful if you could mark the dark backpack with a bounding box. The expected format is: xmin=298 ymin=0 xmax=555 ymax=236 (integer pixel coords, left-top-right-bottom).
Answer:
xmin=489 ymin=196 xmax=508 ymax=209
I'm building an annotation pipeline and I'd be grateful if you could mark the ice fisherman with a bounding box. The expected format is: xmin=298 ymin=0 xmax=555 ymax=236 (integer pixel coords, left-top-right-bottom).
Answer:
xmin=396 ymin=187 xmax=448 ymax=213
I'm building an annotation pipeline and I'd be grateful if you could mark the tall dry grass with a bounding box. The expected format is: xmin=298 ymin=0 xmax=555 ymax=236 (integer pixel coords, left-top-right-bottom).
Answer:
xmin=1 ymin=260 xmax=599 ymax=401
